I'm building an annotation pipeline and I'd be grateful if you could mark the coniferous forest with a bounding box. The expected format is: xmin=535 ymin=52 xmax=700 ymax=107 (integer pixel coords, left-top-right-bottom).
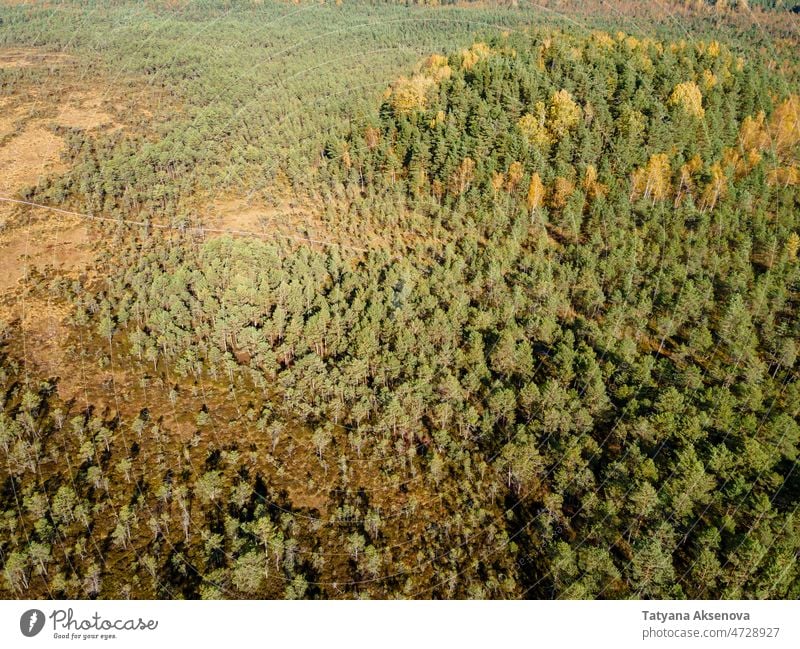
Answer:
xmin=0 ymin=0 xmax=799 ymax=599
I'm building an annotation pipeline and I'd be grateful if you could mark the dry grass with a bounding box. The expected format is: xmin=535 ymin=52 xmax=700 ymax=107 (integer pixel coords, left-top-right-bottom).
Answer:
xmin=0 ymin=125 xmax=66 ymax=195
xmin=54 ymin=91 xmax=116 ymax=130
xmin=0 ymin=211 xmax=94 ymax=392
xmin=0 ymin=98 xmax=27 ymax=139
xmin=0 ymin=216 xmax=93 ymax=291
xmin=206 ymin=197 xmax=274 ymax=234
xmin=0 ymin=297 xmax=73 ymax=381
xmin=0 ymin=47 xmax=74 ymax=69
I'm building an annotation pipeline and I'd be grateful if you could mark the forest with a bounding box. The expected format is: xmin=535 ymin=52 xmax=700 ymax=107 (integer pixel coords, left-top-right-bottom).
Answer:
xmin=0 ymin=0 xmax=799 ymax=599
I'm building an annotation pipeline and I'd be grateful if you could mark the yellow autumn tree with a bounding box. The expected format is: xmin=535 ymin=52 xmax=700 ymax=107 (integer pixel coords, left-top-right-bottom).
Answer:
xmin=669 ymin=81 xmax=705 ymax=119
xmin=491 ymin=171 xmax=505 ymax=194
xmin=590 ymin=31 xmax=616 ymax=50
xmin=738 ymin=112 xmax=770 ymax=152
xmin=548 ymin=89 xmax=582 ymax=136
xmin=341 ymin=142 xmax=351 ymax=169
xmin=722 ymin=146 xmax=741 ymax=171
xmin=431 ymin=178 xmax=444 ymax=203
xmin=506 ymin=161 xmax=524 ymax=192
xmin=582 ymin=164 xmax=607 ymax=200
xmin=518 ymin=90 xmax=581 ymax=147
xmin=701 ymin=69 xmax=718 ymax=91
xmin=787 ymin=232 xmax=800 ymax=262
xmin=390 ymin=74 xmax=435 ymax=114
xmin=461 ymin=42 xmax=492 ymax=70
xmin=767 ymin=165 xmax=800 ymax=187
xmin=675 ymin=155 xmax=702 ymax=205
xmin=449 ymin=157 xmax=476 ymax=195
xmin=744 ymin=149 xmax=763 ymax=172
xmin=631 ymin=153 xmax=671 ymax=202
xmin=364 ymin=126 xmax=380 ymax=149
xmin=769 ymin=95 xmax=800 ymax=155
xmin=518 ymin=102 xmax=551 ymax=148
xmin=422 ymin=54 xmax=452 ymax=83
xmin=734 ymin=96 xmax=800 ymax=184
xmin=549 ymin=176 xmax=575 ymax=209
xmin=700 ymin=162 xmax=727 ymax=210
xmin=526 ymin=173 xmax=545 ymax=213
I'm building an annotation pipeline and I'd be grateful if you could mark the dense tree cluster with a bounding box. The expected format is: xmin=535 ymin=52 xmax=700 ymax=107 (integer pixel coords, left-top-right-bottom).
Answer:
xmin=1 ymin=0 xmax=528 ymax=222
